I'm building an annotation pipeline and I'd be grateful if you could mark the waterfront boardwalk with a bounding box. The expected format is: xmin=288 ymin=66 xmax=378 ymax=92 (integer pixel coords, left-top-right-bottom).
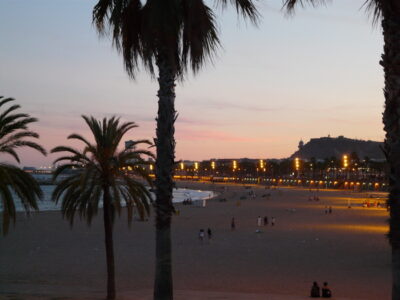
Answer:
xmin=0 ymin=182 xmax=390 ymax=299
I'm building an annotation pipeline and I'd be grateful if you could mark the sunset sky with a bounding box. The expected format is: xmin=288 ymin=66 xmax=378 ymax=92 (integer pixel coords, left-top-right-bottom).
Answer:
xmin=0 ymin=0 xmax=384 ymax=167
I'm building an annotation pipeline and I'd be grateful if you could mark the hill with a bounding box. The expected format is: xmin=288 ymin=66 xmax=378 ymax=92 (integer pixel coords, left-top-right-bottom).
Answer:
xmin=290 ymin=136 xmax=384 ymax=160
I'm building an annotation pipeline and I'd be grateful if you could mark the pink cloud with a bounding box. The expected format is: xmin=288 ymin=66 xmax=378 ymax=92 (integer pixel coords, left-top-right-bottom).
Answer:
xmin=176 ymin=128 xmax=257 ymax=142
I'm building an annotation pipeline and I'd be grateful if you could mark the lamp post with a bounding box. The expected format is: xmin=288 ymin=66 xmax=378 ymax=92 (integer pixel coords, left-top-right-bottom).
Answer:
xmin=232 ymin=160 xmax=237 ymax=181
xmin=343 ymin=155 xmax=349 ymax=180
xmin=259 ymin=160 xmax=265 ymax=184
xmin=294 ymin=157 xmax=300 ymax=178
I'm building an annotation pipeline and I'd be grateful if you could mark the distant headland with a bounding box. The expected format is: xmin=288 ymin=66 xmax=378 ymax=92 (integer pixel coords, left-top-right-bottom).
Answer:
xmin=291 ymin=135 xmax=384 ymax=161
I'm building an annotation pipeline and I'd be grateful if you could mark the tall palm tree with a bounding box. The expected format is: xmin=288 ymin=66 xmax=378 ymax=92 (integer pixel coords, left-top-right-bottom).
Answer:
xmin=0 ymin=96 xmax=46 ymax=235
xmin=92 ymin=1 xmax=259 ymax=298
xmin=51 ymin=116 xmax=154 ymax=300
xmin=283 ymin=0 xmax=400 ymax=298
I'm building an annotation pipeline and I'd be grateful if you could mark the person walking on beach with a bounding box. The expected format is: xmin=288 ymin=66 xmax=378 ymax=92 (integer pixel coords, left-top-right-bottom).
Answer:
xmin=231 ymin=217 xmax=236 ymax=231
xmin=321 ymin=282 xmax=332 ymax=298
xmin=271 ymin=217 xmax=275 ymax=226
xmin=310 ymin=281 xmax=320 ymax=298
xmin=207 ymin=228 xmax=212 ymax=241
xmin=199 ymin=229 xmax=205 ymax=243
xmin=257 ymin=216 xmax=262 ymax=227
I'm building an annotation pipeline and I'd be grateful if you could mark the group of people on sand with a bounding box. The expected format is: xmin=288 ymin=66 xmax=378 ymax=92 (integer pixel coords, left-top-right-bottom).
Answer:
xmin=257 ymin=215 xmax=275 ymax=227
xmin=182 ymin=198 xmax=193 ymax=205
xmin=311 ymin=281 xmax=332 ymax=298
xmin=198 ymin=228 xmax=212 ymax=242
xmin=362 ymin=200 xmax=382 ymax=208
xmin=324 ymin=206 xmax=332 ymax=214
xmin=309 ymin=195 xmax=320 ymax=201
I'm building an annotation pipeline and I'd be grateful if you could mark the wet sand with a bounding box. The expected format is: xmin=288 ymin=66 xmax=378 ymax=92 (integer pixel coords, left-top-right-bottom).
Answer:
xmin=0 ymin=182 xmax=390 ymax=299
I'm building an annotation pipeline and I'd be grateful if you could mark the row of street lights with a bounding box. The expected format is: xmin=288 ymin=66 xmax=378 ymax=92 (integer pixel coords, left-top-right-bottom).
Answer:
xmin=149 ymin=154 xmax=382 ymax=177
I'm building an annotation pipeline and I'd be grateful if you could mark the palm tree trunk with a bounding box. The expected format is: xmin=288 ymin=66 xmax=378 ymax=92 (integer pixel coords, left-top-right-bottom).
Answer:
xmin=103 ymin=186 xmax=116 ymax=300
xmin=381 ymin=3 xmax=400 ymax=300
xmin=153 ymin=55 xmax=176 ymax=300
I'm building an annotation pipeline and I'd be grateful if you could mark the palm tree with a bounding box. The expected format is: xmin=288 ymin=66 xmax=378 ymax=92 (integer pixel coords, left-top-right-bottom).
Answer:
xmin=92 ymin=1 xmax=259 ymax=299
xmin=283 ymin=0 xmax=400 ymax=298
xmin=0 ymin=96 xmax=46 ymax=235
xmin=51 ymin=116 xmax=154 ymax=300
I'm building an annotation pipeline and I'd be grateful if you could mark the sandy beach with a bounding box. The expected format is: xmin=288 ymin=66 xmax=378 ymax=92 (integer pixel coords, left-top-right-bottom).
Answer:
xmin=0 ymin=181 xmax=390 ymax=299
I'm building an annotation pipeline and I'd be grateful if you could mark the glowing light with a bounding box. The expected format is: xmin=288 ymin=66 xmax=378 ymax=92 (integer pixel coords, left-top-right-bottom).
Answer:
xmin=294 ymin=157 xmax=300 ymax=171
xmin=343 ymin=155 xmax=349 ymax=168
xmin=233 ymin=160 xmax=237 ymax=170
xmin=194 ymin=162 xmax=199 ymax=170
xmin=180 ymin=162 xmax=184 ymax=170
xmin=259 ymin=159 xmax=264 ymax=169
xmin=211 ymin=161 xmax=216 ymax=170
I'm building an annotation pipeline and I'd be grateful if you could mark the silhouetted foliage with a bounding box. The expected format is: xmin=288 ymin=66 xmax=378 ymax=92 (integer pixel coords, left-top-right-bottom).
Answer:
xmin=92 ymin=0 xmax=260 ymax=298
xmin=0 ymin=96 xmax=46 ymax=235
xmin=52 ymin=116 xmax=154 ymax=300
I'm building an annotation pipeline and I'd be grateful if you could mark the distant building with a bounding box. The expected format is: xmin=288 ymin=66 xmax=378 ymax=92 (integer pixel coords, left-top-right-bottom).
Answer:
xmin=125 ymin=140 xmax=136 ymax=150
xmin=298 ymin=139 xmax=304 ymax=150
xmin=23 ymin=166 xmax=36 ymax=173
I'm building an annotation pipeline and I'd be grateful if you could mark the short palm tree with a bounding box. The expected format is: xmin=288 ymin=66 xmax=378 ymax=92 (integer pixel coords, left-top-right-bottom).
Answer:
xmin=283 ymin=0 xmax=400 ymax=298
xmin=52 ymin=116 xmax=154 ymax=300
xmin=92 ymin=1 xmax=259 ymax=298
xmin=0 ymin=96 xmax=46 ymax=235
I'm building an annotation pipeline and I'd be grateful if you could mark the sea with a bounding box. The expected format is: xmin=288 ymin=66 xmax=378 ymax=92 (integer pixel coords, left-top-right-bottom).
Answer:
xmin=26 ymin=185 xmax=215 ymax=212
xmin=6 ymin=180 xmax=215 ymax=212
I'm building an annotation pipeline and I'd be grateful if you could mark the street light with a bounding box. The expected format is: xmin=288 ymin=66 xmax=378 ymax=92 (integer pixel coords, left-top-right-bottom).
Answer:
xmin=294 ymin=157 xmax=300 ymax=178
xmin=259 ymin=159 xmax=264 ymax=169
xmin=233 ymin=160 xmax=237 ymax=171
xmin=295 ymin=157 xmax=300 ymax=171
xmin=180 ymin=162 xmax=184 ymax=171
xmin=194 ymin=162 xmax=199 ymax=171
xmin=343 ymin=155 xmax=349 ymax=181
xmin=343 ymin=155 xmax=349 ymax=168
xmin=211 ymin=161 xmax=215 ymax=170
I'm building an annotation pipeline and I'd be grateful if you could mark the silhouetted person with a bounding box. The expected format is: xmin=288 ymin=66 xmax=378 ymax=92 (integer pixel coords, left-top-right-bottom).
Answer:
xmin=271 ymin=217 xmax=275 ymax=226
xmin=310 ymin=281 xmax=320 ymax=298
xmin=231 ymin=217 xmax=236 ymax=231
xmin=322 ymin=282 xmax=332 ymax=298
xmin=264 ymin=216 xmax=268 ymax=226
xmin=257 ymin=216 xmax=262 ymax=227
xmin=328 ymin=206 xmax=332 ymax=214
xmin=207 ymin=228 xmax=212 ymax=240
xmin=199 ymin=229 xmax=205 ymax=243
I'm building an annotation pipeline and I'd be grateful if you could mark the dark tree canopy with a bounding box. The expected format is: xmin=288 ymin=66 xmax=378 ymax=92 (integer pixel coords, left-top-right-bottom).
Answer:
xmin=0 ymin=96 xmax=46 ymax=234
xmin=93 ymin=0 xmax=259 ymax=78
xmin=52 ymin=116 xmax=154 ymax=225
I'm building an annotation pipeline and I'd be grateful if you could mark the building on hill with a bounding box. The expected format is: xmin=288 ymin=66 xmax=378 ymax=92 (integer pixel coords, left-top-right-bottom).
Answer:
xmin=291 ymin=136 xmax=384 ymax=161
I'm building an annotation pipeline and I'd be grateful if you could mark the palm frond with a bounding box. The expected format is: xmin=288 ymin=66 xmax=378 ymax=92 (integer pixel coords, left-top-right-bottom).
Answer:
xmin=363 ymin=0 xmax=382 ymax=24
xmin=0 ymin=97 xmax=45 ymax=234
xmin=0 ymin=163 xmax=42 ymax=234
xmin=0 ymin=97 xmax=46 ymax=159
xmin=283 ymin=0 xmax=328 ymax=12
xmin=93 ymin=0 xmax=259 ymax=78
xmin=52 ymin=115 xmax=153 ymax=226
xmin=182 ymin=0 xmax=220 ymax=73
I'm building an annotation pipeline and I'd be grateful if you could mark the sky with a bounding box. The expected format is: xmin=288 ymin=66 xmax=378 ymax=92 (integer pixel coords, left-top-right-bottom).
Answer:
xmin=0 ymin=0 xmax=384 ymax=167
